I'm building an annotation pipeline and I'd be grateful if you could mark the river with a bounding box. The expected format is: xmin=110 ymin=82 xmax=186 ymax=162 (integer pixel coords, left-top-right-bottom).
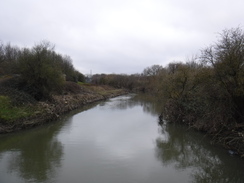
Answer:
xmin=0 ymin=94 xmax=244 ymax=183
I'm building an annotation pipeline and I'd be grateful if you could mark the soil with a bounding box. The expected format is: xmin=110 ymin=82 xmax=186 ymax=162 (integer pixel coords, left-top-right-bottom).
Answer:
xmin=0 ymin=89 xmax=128 ymax=134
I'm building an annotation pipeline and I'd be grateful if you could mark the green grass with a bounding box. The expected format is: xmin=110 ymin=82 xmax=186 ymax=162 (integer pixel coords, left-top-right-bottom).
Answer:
xmin=77 ymin=82 xmax=91 ymax=86
xmin=96 ymin=89 xmax=122 ymax=96
xmin=78 ymin=82 xmax=124 ymax=96
xmin=0 ymin=95 xmax=35 ymax=122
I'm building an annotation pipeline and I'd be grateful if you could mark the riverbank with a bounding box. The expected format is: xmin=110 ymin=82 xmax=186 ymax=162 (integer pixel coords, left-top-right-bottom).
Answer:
xmin=0 ymin=84 xmax=128 ymax=134
xmin=159 ymin=108 xmax=244 ymax=158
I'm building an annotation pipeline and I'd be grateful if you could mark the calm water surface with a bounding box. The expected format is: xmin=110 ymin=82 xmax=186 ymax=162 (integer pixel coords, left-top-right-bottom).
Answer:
xmin=0 ymin=94 xmax=244 ymax=183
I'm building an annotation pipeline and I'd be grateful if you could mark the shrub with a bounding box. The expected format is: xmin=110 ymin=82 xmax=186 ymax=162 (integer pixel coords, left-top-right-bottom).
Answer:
xmin=18 ymin=41 xmax=65 ymax=100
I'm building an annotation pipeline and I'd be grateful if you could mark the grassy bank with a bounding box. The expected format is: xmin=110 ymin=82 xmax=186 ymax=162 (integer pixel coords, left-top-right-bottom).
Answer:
xmin=0 ymin=95 xmax=35 ymax=122
xmin=0 ymin=83 xmax=127 ymax=133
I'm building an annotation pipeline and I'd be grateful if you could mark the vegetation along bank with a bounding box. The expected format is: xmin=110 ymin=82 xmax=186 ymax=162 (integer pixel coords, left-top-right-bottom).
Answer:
xmin=0 ymin=41 xmax=127 ymax=133
xmin=91 ymin=28 xmax=244 ymax=158
xmin=1 ymin=27 xmax=244 ymax=158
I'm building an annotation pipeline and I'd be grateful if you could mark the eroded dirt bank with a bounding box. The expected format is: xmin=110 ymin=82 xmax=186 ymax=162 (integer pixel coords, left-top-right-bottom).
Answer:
xmin=0 ymin=88 xmax=127 ymax=134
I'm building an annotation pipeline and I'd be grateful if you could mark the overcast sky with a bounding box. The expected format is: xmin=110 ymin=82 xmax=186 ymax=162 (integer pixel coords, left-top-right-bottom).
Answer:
xmin=0 ymin=0 xmax=243 ymax=74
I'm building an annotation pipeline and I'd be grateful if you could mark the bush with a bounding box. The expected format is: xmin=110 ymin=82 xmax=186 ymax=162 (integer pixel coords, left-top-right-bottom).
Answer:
xmin=160 ymin=28 xmax=244 ymax=135
xmin=201 ymin=27 xmax=244 ymax=124
xmin=63 ymin=81 xmax=82 ymax=94
xmin=18 ymin=41 xmax=65 ymax=100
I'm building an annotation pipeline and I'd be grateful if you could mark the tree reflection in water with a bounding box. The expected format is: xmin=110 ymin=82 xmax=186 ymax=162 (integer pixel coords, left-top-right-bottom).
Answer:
xmin=155 ymin=123 xmax=244 ymax=183
xmin=0 ymin=118 xmax=66 ymax=183
xmin=108 ymin=94 xmax=163 ymax=116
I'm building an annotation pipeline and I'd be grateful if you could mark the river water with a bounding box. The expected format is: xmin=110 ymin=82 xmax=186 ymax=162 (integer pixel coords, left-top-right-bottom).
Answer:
xmin=0 ymin=94 xmax=244 ymax=183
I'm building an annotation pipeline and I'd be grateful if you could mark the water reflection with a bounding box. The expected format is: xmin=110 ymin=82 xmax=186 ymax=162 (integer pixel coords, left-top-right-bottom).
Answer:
xmin=1 ymin=94 xmax=244 ymax=183
xmin=0 ymin=120 xmax=65 ymax=183
xmin=0 ymin=101 xmax=100 ymax=183
xmin=106 ymin=94 xmax=163 ymax=116
xmin=155 ymin=123 xmax=244 ymax=183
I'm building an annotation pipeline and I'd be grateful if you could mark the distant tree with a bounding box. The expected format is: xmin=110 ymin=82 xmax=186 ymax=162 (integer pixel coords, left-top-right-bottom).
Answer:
xmin=58 ymin=55 xmax=75 ymax=81
xmin=166 ymin=62 xmax=182 ymax=74
xmin=143 ymin=65 xmax=163 ymax=76
xmin=142 ymin=65 xmax=165 ymax=93
xmin=0 ymin=42 xmax=5 ymax=64
xmin=75 ymin=70 xmax=85 ymax=82
xmin=0 ymin=42 xmax=20 ymax=75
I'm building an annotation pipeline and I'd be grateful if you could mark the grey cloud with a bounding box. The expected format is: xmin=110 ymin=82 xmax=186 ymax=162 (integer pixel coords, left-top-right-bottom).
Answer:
xmin=0 ymin=0 xmax=243 ymax=74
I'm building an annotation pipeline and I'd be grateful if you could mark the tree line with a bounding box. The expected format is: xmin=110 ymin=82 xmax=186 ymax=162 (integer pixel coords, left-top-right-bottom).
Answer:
xmin=0 ymin=41 xmax=85 ymax=100
xmin=92 ymin=28 xmax=244 ymax=140
xmin=1 ymin=28 xmax=243 ymax=131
